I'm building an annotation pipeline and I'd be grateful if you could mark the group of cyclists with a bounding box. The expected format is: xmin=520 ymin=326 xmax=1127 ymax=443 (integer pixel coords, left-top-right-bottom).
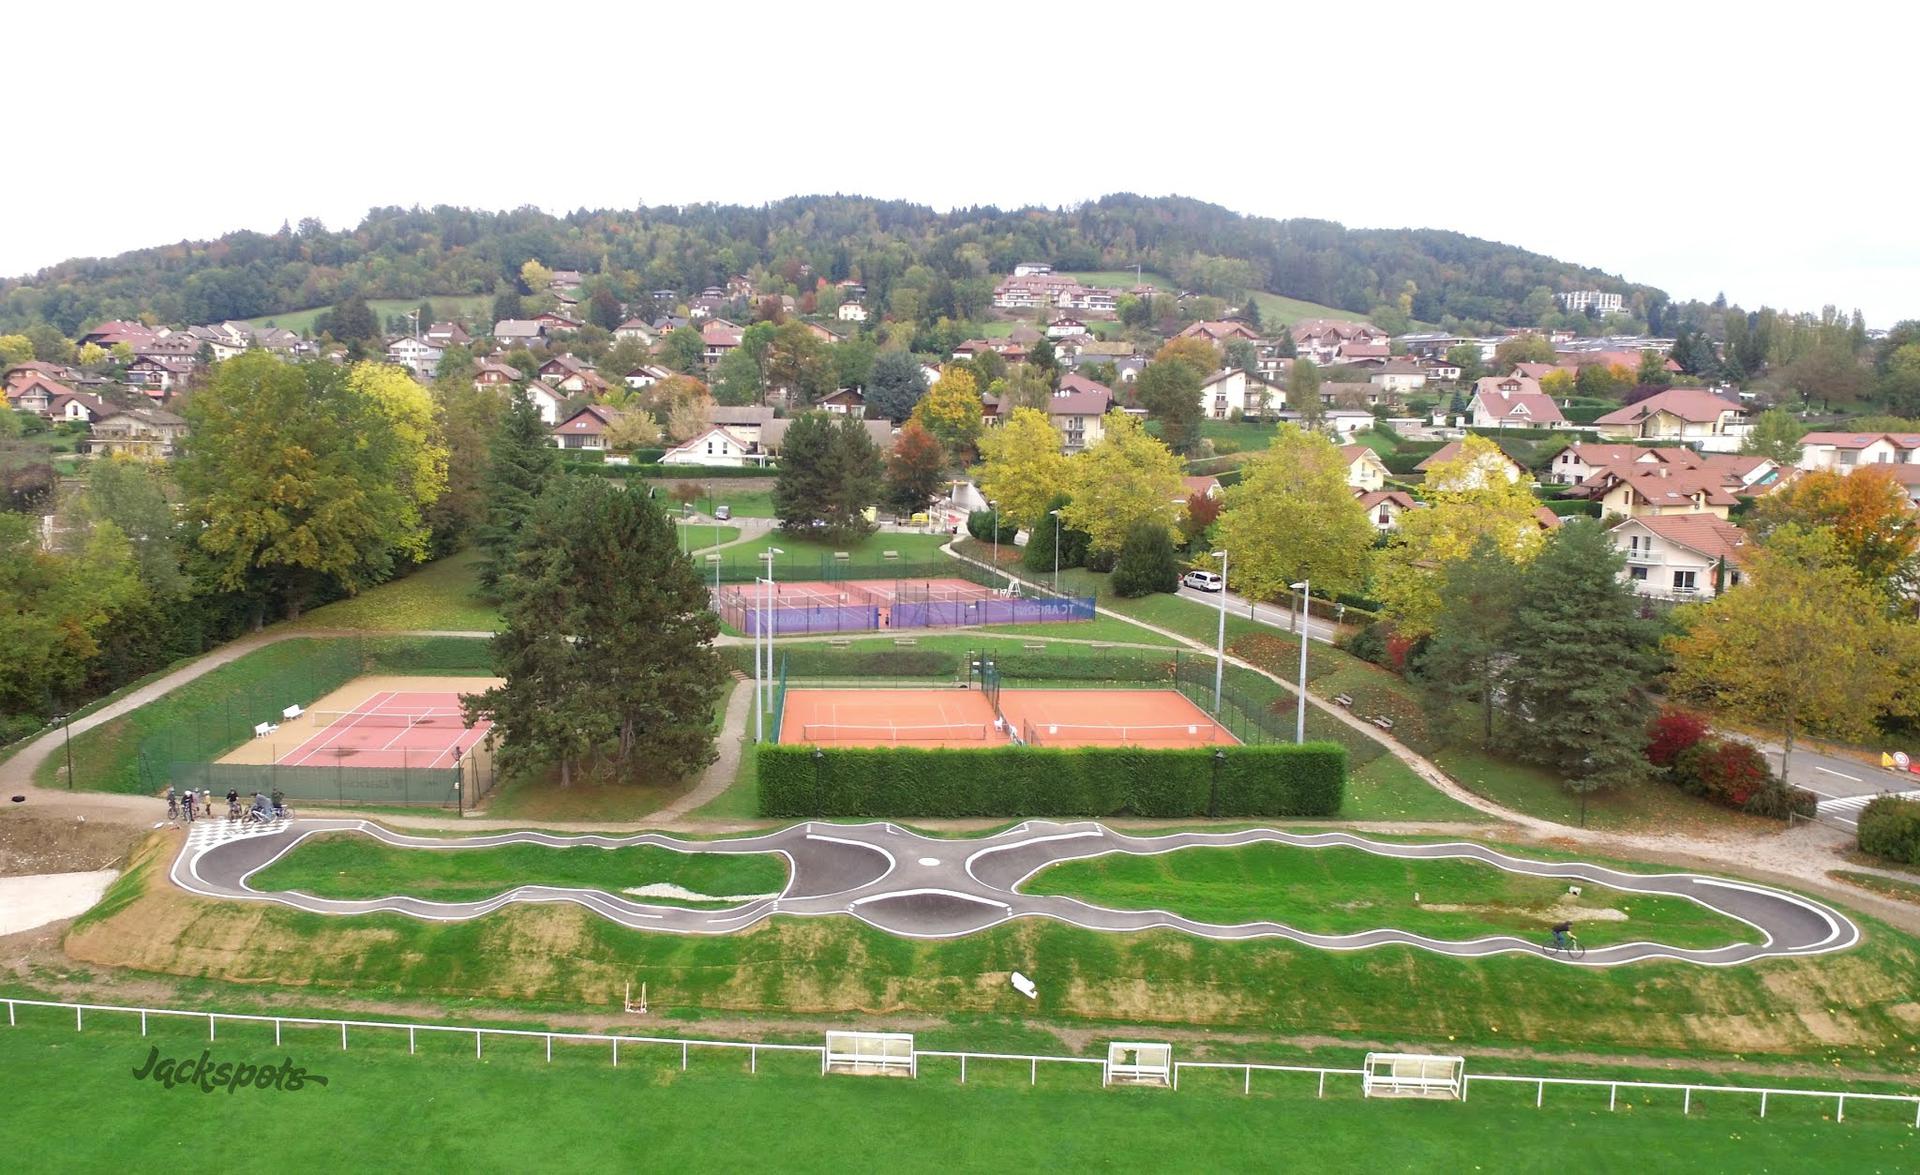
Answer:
xmin=165 ymin=785 xmax=288 ymax=824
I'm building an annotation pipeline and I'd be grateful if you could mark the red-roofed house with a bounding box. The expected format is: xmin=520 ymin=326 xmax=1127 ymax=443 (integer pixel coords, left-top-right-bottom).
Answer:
xmin=550 ymin=404 xmax=623 ymax=451
xmin=1177 ymin=320 xmax=1261 ymax=344
xmin=1183 ymin=475 xmax=1222 ymax=500
xmin=1339 ymin=444 xmax=1390 ymax=491
xmin=1356 ymin=489 xmax=1418 ymax=531
xmin=1050 ymin=375 xmax=1113 ymax=452
xmin=1415 ymin=440 xmax=1526 ymax=489
xmin=1584 ymin=463 xmax=1742 ymax=520
xmin=1594 ymin=388 xmax=1749 ymax=449
xmin=1794 ymin=431 xmax=1920 ymax=473
xmin=1468 ymin=376 xmax=1567 ymax=428
xmin=1607 ymin=514 xmax=1751 ymax=600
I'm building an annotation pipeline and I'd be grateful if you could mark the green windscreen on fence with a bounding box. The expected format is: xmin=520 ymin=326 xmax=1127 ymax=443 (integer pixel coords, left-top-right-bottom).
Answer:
xmin=770 ymin=654 xmax=789 ymax=745
xmin=170 ymin=761 xmax=463 ymax=806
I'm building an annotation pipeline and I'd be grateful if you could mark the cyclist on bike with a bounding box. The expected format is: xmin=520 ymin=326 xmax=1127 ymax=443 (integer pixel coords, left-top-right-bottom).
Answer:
xmin=1550 ymin=920 xmax=1573 ymax=950
xmin=165 ymin=786 xmax=178 ymax=820
xmin=272 ymin=788 xmax=286 ymax=818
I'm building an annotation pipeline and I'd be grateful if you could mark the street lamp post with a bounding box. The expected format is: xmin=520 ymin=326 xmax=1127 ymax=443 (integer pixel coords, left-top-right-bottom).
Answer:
xmin=55 ymin=714 xmax=73 ymax=790
xmin=754 ymin=548 xmax=783 ymax=742
xmin=1048 ymin=508 xmax=1063 ymax=593
xmin=1209 ymin=550 xmax=1229 ymax=714
xmin=1291 ymin=580 xmax=1310 ymax=743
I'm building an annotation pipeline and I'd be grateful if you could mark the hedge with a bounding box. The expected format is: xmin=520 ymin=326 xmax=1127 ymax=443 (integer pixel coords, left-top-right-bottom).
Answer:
xmin=572 ymin=463 xmax=772 ymax=480
xmin=1857 ymin=796 xmax=1920 ymax=866
xmin=720 ymin=646 xmax=959 ymax=680
xmin=1541 ymin=498 xmax=1602 ymax=517
xmin=757 ymin=742 xmax=1347 ymax=818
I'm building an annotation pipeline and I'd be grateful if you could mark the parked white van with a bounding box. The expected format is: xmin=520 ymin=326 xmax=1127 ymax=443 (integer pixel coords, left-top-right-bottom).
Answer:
xmin=1181 ymin=569 xmax=1223 ymax=592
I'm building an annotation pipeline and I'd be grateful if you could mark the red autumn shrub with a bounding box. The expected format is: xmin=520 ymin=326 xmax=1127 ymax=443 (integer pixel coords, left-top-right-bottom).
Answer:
xmin=1672 ymin=739 xmax=1775 ymax=808
xmin=1646 ymin=708 xmax=1710 ymax=768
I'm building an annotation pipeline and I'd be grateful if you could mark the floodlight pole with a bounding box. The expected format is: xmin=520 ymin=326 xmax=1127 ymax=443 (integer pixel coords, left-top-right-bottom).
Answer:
xmin=1292 ymin=579 xmax=1310 ymax=744
xmin=1049 ymin=508 xmax=1062 ymax=594
xmin=758 ymin=549 xmax=782 ymax=741
xmin=989 ymin=499 xmax=1001 ymax=588
xmin=1210 ymin=550 xmax=1228 ymax=715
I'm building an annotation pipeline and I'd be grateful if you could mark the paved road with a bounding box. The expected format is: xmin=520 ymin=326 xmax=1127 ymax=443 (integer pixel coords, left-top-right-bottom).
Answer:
xmin=1728 ymin=736 xmax=1920 ymax=828
xmin=1173 ymin=583 xmax=1340 ymax=645
xmin=174 ymin=818 xmax=1857 ymax=967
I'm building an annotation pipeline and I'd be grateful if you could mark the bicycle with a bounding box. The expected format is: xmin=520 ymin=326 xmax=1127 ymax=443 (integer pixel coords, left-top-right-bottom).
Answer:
xmin=228 ymin=800 xmax=241 ymax=821
xmin=1543 ymin=932 xmax=1585 ymax=961
xmin=166 ymin=792 xmax=179 ymax=821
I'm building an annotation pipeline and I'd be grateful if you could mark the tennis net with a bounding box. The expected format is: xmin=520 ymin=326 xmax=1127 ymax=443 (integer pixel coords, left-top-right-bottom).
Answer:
xmin=1021 ymin=719 xmax=1222 ymax=746
xmin=309 ymin=709 xmax=471 ymax=730
xmin=799 ymin=722 xmax=994 ymax=743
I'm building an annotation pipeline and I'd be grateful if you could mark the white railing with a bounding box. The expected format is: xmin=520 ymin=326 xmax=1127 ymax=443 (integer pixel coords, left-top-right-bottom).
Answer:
xmin=5 ymin=996 xmax=1916 ymax=1127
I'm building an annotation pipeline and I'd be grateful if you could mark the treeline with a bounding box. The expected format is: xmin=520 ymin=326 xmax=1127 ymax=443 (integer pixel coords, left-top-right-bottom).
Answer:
xmin=1 ymin=195 xmax=1667 ymax=336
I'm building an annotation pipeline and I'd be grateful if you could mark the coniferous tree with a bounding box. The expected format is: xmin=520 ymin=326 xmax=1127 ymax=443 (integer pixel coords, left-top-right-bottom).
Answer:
xmin=475 ymin=392 xmax=559 ymax=592
xmin=1417 ymin=535 xmax=1524 ymax=744
xmin=1500 ymin=520 xmax=1658 ymax=813
xmin=1110 ymin=520 xmax=1180 ymax=597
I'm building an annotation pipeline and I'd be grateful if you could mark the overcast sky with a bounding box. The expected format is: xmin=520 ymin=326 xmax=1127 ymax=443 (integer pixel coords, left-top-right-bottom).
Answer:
xmin=15 ymin=1 xmax=1915 ymax=325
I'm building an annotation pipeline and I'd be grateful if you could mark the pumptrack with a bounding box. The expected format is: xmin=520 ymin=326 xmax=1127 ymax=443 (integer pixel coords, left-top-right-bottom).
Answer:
xmin=171 ymin=818 xmax=1860 ymax=967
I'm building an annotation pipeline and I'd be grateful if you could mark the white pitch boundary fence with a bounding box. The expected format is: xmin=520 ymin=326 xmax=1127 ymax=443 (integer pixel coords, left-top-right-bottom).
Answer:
xmin=6 ymin=996 xmax=1918 ymax=1128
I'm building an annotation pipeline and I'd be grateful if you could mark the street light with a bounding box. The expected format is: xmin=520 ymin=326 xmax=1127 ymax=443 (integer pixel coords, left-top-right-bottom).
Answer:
xmin=1048 ymin=508 xmax=1063 ymax=593
xmin=754 ymin=548 xmax=783 ymax=742
xmin=1209 ymin=550 xmax=1229 ymax=714
xmin=54 ymin=713 xmax=73 ymax=790
xmin=988 ymin=499 xmax=1001 ymax=586
xmin=1291 ymin=580 xmax=1310 ymax=743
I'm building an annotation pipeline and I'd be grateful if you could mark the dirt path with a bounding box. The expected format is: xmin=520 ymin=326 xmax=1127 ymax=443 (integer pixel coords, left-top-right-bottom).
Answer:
xmin=651 ymin=678 xmax=753 ymax=821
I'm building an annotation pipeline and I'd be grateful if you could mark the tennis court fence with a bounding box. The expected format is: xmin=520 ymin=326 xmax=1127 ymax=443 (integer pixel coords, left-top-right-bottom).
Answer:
xmin=1022 ymin=720 xmax=1223 ymax=747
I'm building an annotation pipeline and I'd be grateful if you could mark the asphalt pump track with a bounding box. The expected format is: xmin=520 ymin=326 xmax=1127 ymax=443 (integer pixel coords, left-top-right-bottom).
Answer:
xmin=171 ymin=819 xmax=1860 ymax=966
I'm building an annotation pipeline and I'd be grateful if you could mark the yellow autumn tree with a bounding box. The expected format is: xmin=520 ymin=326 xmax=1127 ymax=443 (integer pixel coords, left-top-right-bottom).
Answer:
xmin=911 ymin=365 xmax=984 ymax=460
xmin=1375 ymin=434 xmax=1544 ymax=635
xmin=1217 ymin=427 xmax=1375 ymax=600
xmin=1061 ymin=410 xmax=1186 ymax=556
xmin=977 ymin=407 xmax=1069 ymax=530
xmin=347 ymin=362 xmax=449 ymax=529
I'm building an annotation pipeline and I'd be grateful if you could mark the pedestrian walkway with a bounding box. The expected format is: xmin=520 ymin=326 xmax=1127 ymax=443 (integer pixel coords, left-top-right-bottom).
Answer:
xmin=1816 ymin=788 xmax=1920 ymax=830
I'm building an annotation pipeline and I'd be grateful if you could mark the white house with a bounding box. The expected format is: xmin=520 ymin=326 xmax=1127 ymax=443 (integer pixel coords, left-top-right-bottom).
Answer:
xmin=1794 ymin=431 xmax=1920 ymax=473
xmin=1607 ymin=514 xmax=1750 ymax=601
xmin=1594 ymin=388 xmax=1750 ymax=451
xmin=1368 ymin=359 xmax=1428 ymax=394
xmin=661 ymin=426 xmax=757 ymax=468
xmin=1046 ymin=317 xmax=1088 ymax=339
xmin=1415 ymin=440 xmax=1525 ymax=489
xmin=837 ymin=301 xmax=868 ymax=323
xmin=1548 ymin=442 xmax=1679 ymax=485
xmin=1199 ymin=368 xmax=1272 ymax=420
xmin=1321 ymin=409 xmax=1377 ymax=439
xmin=1339 ymin=444 xmax=1390 ymax=491
xmin=623 ymin=364 xmax=673 ymax=390
xmin=613 ymin=319 xmax=658 ymax=344
xmin=521 ymin=382 xmax=566 ymax=425
xmin=817 ymin=388 xmax=867 ymax=417
xmin=1468 ymin=376 xmax=1566 ymax=429
xmin=1356 ymin=489 xmax=1418 ymax=532
xmin=1050 ymin=376 xmax=1113 ymax=453
xmin=385 ymin=337 xmax=443 ymax=378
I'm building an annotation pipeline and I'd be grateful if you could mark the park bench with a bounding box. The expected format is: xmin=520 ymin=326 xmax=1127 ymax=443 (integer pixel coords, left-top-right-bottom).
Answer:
xmin=1370 ymin=716 xmax=1395 ymax=731
xmin=1333 ymin=694 xmax=1354 ymax=708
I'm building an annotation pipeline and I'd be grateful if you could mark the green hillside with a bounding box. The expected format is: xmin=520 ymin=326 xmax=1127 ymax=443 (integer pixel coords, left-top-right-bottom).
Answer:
xmin=243 ymin=294 xmax=493 ymax=334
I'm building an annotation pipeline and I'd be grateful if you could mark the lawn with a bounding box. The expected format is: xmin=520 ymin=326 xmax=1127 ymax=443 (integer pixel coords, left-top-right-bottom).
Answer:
xmin=3 ymin=1015 xmax=1909 ymax=1173
xmin=293 ymin=550 xmax=500 ymax=632
xmin=249 ymin=832 xmax=787 ymax=906
xmin=724 ymin=529 xmax=953 ymax=572
xmin=1021 ymin=842 xmax=1760 ymax=950
xmin=1433 ymin=744 xmax=1765 ymax=834
xmin=1831 ymin=870 xmax=1920 ymax=906
xmin=677 ymin=522 xmax=741 ymax=552
xmin=65 ymin=832 xmax=1920 ymax=1073
xmin=241 ymin=293 xmax=494 ymax=334
xmin=1199 ymin=419 xmax=1278 ymax=452
xmin=37 ymin=636 xmax=492 ymax=794
xmin=1246 ymin=290 xmax=1382 ymax=328
xmin=652 ymin=481 xmax=777 ymax=519
xmin=1060 ymin=269 xmax=1173 ymax=290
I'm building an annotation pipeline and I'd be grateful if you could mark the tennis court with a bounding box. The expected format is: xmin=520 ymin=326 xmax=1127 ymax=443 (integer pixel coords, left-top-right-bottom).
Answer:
xmin=712 ymin=578 xmax=1093 ymax=635
xmin=998 ymin=689 xmax=1239 ymax=749
xmin=214 ymin=681 xmax=496 ymax=770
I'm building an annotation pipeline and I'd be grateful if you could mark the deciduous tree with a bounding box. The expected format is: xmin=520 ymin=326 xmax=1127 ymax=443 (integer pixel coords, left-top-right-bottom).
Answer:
xmin=1134 ymin=359 xmax=1204 ymax=454
xmin=1061 ymin=411 xmax=1185 ymax=558
xmin=1153 ymin=336 xmax=1220 ymax=379
xmin=883 ymin=420 xmax=947 ymax=515
xmin=1751 ymin=466 xmax=1919 ymax=597
xmin=1288 ymin=357 xmax=1322 ymax=428
xmin=910 ymin=366 xmax=984 ymax=461
xmin=1217 ymin=427 xmax=1374 ymax=601
xmin=1739 ymin=408 xmax=1806 ymax=464
xmin=977 ymin=407 xmax=1069 ymax=530
xmin=0 ymin=511 xmax=140 ymax=718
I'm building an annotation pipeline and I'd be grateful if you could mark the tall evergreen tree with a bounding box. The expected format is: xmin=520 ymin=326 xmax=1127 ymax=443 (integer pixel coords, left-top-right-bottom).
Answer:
xmin=471 ymin=477 xmax=723 ymax=788
xmin=1417 ymin=535 xmax=1524 ymax=744
xmin=475 ymin=392 xmax=559 ymax=592
xmin=773 ymin=413 xmax=882 ymax=542
xmin=1500 ymin=520 xmax=1658 ymax=815
xmin=1110 ymin=520 xmax=1180 ymax=597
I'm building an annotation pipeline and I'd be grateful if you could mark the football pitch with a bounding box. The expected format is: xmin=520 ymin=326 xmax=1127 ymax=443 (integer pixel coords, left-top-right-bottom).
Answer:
xmin=1 ymin=1013 xmax=1910 ymax=1172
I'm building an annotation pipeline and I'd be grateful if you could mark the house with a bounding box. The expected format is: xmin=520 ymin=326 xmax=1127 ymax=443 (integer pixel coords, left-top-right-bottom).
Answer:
xmin=1339 ymin=445 xmax=1390 ymax=491
xmin=1469 ymin=376 xmax=1567 ymax=429
xmin=613 ymin=319 xmax=658 ymax=344
xmin=1586 ymin=464 xmax=1741 ymax=520
xmin=1177 ymin=320 xmax=1261 ymax=344
xmin=1321 ymin=409 xmax=1378 ymax=439
xmin=727 ymin=275 xmax=756 ymax=300
xmin=1546 ymin=442 xmax=1678 ymax=486
xmin=85 ymin=406 xmax=187 ymax=458
xmin=1559 ymin=290 xmax=1625 ymax=315
xmin=1319 ymin=381 xmax=1394 ymax=410
xmin=424 ymin=321 xmax=471 ymax=348
xmin=700 ymin=320 xmax=744 ymax=366
xmin=710 ymin=405 xmax=775 ymax=449
xmin=493 ymin=319 xmax=547 ymax=345
xmin=386 ymin=337 xmax=443 ymax=378
xmin=6 ymin=375 xmax=73 ymax=415
xmin=474 ymin=361 xmax=522 ymax=390
xmin=1012 ymin=262 xmax=1053 ymax=277
xmin=124 ymin=356 xmax=192 ymax=395
xmin=1607 ymin=514 xmax=1750 ymax=601
xmin=1794 ymin=431 xmax=1920 ymax=473
xmin=520 ymin=383 xmax=565 ymax=424
xmin=49 ymin=392 xmax=113 ymax=423
xmin=1594 ymin=388 xmax=1750 ymax=450
xmin=758 ymin=416 xmax=894 ymax=457
xmin=1050 ymin=375 xmax=1113 ymax=453
xmin=818 ymin=388 xmax=867 ymax=417
xmin=77 ymin=320 xmax=156 ymax=350
xmin=1415 ymin=440 xmax=1525 ymax=489
xmin=5 ymin=361 xmax=83 ymax=391
xmin=836 ymin=301 xmax=868 ymax=323
xmin=1182 ymin=475 xmax=1221 ymax=500
xmin=1883 ymin=463 xmax=1920 ymax=507
xmin=1368 ymin=359 xmax=1428 ymax=393
xmin=1046 ymin=317 xmax=1089 ymax=339
xmin=688 ymin=296 xmax=727 ymax=319
xmin=622 ymin=364 xmax=673 ymax=390
xmin=660 ymin=425 xmax=758 ymax=468
xmin=550 ymin=405 xmax=622 ymax=450
xmin=1290 ymin=319 xmax=1388 ymax=364
xmin=1356 ymin=489 xmax=1419 ymax=532
xmin=538 ymin=354 xmax=609 ymax=395
xmin=1199 ymin=368 xmax=1271 ymax=420
xmin=548 ymin=270 xmax=585 ymax=291
xmin=533 ymin=311 xmax=583 ymax=334
xmin=1335 ymin=341 xmax=1393 ymax=364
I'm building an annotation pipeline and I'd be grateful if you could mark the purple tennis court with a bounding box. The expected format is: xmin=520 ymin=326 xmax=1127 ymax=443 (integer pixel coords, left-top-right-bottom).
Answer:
xmin=711 ymin=578 xmax=1096 ymax=635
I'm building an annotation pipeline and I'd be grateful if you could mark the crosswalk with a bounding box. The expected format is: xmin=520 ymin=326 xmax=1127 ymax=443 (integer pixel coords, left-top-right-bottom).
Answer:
xmin=1815 ymin=789 xmax=1920 ymax=829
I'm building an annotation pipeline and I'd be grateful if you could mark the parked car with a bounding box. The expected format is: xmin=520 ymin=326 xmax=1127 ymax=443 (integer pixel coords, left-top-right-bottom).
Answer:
xmin=1182 ymin=570 xmax=1223 ymax=592
xmin=714 ymin=504 xmax=732 ymax=520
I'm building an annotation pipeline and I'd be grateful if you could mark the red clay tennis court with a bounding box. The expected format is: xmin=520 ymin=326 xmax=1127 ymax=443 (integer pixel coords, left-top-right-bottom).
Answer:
xmin=777 ymin=687 xmax=1239 ymax=750
xmin=998 ymin=689 xmax=1239 ymax=749
xmin=275 ymin=690 xmax=493 ymax=769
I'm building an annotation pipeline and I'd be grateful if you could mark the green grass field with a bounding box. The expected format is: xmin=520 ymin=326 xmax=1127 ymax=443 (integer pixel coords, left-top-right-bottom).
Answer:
xmin=1023 ymin=842 xmax=1760 ymax=949
xmin=678 ymin=522 xmax=741 ymax=552
xmin=249 ymin=832 xmax=786 ymax=906
xmin=3 ymin=1014 xmax=1908 ymax=1173
xmin=724 ymin=530 xmax=952 ymax=571
xmin=293 ymin=550 xmax=501 ymax=633
xmin=241 ymin=294 xmax=494 ymax=334
xmin=1199 ymin=419 xmax=1278 ymax=452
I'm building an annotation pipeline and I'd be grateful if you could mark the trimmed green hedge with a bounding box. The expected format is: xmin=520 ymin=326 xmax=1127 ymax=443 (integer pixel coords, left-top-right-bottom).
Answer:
xmin=1858 ymin=796 xmax=1920 ymax=866
xmin=722 ymin=646 xmax=958 ymax=679
xmin=572 ymin=463 xmax=771 ymax=480
xmin=758 ymin=742 xmax=1347 ymax=818
xmin=1541 ymin=498 xmax=1602 ymax=517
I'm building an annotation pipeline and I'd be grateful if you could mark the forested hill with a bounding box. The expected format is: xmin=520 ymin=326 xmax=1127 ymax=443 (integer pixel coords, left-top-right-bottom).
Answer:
xmin=0 ymin=194 xmax=1666 ymax=335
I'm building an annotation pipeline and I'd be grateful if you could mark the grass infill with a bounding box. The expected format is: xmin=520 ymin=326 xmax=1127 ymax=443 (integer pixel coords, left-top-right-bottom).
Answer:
xmin=292 ymin=550 xmax=500 ymax=632
xmin=6 ymin=1015 xmax=1914 ymax=1173
xmin=1831 ymin=869 xmax=1920 ymax=906
xmin=248 ymin=832 xmax=787 ymax=906
xmin=1020 ymin=842 xmax=1762 ymax=950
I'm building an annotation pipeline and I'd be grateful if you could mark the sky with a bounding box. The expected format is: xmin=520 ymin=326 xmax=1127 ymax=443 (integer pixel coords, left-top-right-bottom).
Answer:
xmin=14 ymin=1 xmax=1916 ymax=325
